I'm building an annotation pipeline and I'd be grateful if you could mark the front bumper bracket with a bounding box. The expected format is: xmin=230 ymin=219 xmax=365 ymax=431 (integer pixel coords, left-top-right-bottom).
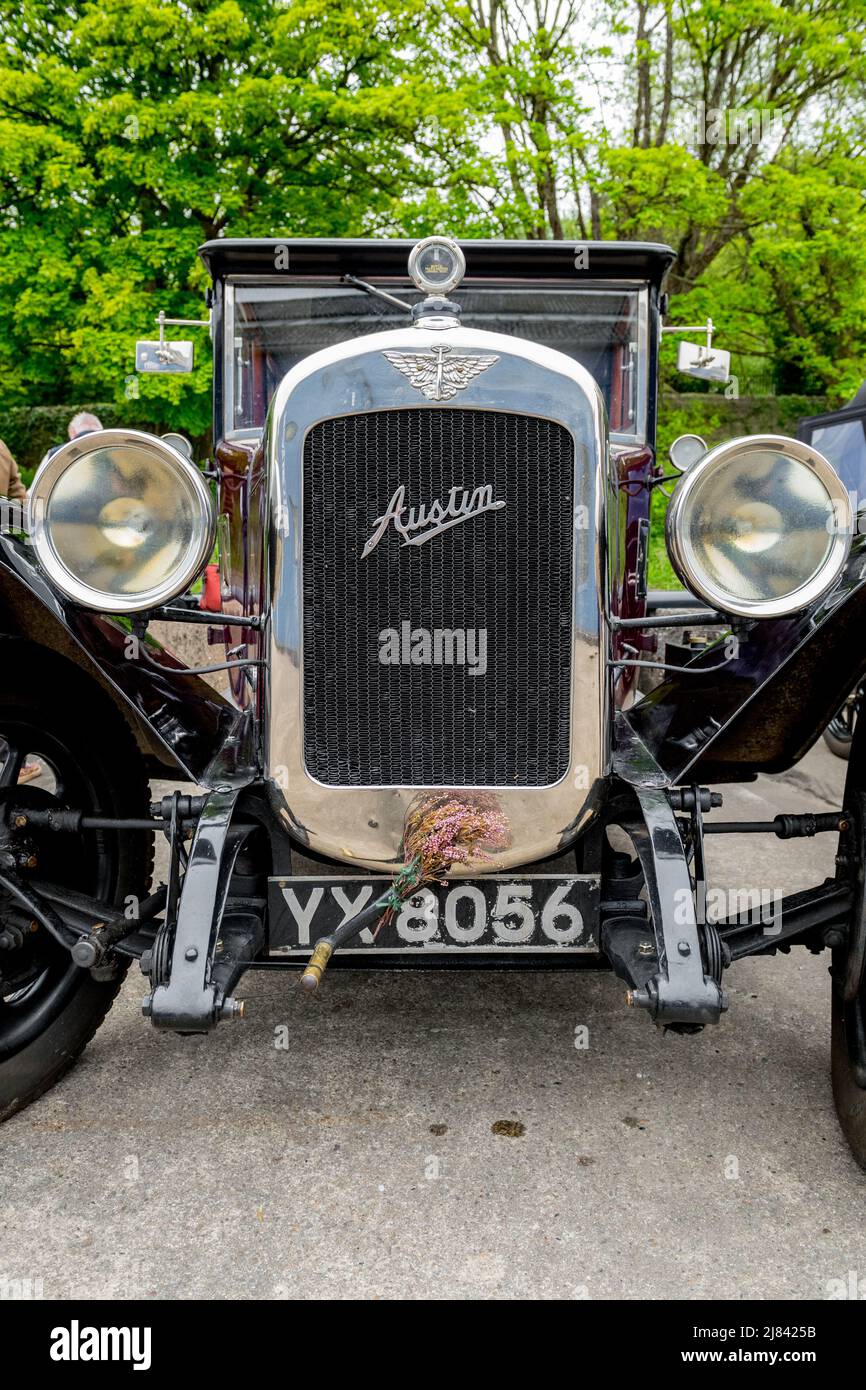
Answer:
xmin=627 ymin=786 xmax=727 ymax=1026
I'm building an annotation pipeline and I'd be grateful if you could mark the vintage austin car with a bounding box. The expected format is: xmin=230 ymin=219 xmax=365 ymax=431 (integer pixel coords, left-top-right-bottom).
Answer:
xmin=1 ymin=237 xmax=865 ymax=1167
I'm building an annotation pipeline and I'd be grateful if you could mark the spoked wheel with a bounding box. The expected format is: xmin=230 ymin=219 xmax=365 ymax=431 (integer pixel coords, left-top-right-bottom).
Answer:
xmin=832 ymin=789 xmax=866 ymax=1166
xmin=0 ymin=643 xmax=152 ymax=1121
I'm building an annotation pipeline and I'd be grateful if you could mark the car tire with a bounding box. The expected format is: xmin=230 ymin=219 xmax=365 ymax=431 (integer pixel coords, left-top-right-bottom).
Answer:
xmin=824 ymin=723 xmax=853 ymax=761
xmin=0 ymin=641 xmax=153 ymax=1122
xmin=832 ymin=774 xmax=866 ymax=1167
xmin=831 ymin=990 xmax=866 ymax=1170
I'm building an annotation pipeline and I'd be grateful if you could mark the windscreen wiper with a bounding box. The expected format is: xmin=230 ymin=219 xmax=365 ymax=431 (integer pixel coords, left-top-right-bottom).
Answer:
xmin=341 ymin=273 xmax=413 ymax=312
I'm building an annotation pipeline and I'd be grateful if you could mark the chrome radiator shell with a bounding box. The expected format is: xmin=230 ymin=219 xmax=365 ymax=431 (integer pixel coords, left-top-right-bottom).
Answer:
xmin=263 ymin=323 xmax=608 ymax=873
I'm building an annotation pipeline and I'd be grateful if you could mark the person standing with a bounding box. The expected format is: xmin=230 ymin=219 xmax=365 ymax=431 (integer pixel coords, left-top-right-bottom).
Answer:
xmin=0 ymin=438 xmax=26 ymax=503
xmin=0 ymin=437 xmax=41 ymax=784
xmin=67 ymin=411 xmax=103 ymax=441
xmin=45 ymin=411 xmax=105 ymax=462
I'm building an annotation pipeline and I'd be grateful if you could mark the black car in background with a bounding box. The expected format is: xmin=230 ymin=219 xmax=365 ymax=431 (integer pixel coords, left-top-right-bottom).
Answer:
xmin=799 ymin=386 xmax=866 ymax=759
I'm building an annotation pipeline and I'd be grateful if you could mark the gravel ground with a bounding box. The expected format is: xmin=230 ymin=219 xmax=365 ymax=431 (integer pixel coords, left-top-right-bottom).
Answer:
xmin=1 ymin=738 xmax=864 ymax=1301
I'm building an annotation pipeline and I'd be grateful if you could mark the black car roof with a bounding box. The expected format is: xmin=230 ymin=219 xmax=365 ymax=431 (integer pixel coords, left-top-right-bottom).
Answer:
xmin=198 ymin=238 xmax=676 ymax=290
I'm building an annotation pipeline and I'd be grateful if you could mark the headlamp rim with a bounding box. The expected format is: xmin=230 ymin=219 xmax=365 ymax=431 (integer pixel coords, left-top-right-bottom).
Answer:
xmin=28 ymin=428 xmax=216 ymax=614
xmin=665 ymin=433 xmax=853 ymax=619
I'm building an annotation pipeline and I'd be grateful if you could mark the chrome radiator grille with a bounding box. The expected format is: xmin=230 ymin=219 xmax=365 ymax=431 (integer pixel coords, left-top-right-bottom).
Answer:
xmin=303 ymin=407 xmax=574 ymax=787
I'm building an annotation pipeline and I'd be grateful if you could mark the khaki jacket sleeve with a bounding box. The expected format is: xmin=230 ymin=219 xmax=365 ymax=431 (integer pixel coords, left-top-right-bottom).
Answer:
xmin=0 ymin=439 xmax=27 ymax=500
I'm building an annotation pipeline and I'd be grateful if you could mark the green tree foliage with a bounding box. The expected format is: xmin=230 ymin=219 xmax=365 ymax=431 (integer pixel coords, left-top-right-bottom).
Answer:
xmin=0 ymin=0 xmax=481 ymax=432
xmin=446 ymin=0 xmax=866 ymax=397
xmin=0 ymin=0 xmax=865 ymax=419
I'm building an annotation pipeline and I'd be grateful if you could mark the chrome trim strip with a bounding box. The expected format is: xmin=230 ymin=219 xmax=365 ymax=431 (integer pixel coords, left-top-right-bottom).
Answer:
xmin=263 ymin=322 xmax=609 ymax=874
xmin=223 ymin=280 xmax=237 ymax=438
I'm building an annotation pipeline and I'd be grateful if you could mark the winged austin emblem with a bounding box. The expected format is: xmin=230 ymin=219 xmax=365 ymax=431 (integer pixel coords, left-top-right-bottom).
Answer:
xmin=383 ymin=344 xmax=499 ymax=401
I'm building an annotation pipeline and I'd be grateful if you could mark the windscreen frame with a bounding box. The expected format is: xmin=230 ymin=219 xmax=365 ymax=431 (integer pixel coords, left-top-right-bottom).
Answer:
xmin=221 ymin=274 xmax=650 ymax=447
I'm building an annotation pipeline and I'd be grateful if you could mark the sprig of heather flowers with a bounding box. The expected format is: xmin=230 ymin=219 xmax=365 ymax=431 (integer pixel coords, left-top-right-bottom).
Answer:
xmin=378 ymin=793 xmax=511 ymax=930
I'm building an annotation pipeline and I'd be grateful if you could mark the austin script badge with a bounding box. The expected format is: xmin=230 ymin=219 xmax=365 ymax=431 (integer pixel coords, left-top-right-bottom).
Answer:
xmin=361 ymin=483 xmax=506 ymax=557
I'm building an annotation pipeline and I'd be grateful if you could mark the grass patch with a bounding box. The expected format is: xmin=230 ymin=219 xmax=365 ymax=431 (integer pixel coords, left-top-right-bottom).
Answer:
xmin=648 ymin=484 xmax=679 ymax=590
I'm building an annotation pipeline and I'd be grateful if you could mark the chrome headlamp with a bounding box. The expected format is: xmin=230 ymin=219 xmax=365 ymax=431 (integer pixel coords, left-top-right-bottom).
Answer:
xmin=28 ymin=429 xmax=215 ymax=613
xmin=665 ymin=435 xmax=852 ymax=618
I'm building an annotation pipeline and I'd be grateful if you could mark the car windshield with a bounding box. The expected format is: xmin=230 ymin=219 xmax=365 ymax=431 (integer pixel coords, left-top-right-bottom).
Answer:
xmin=225 ymin=280 xmax=647 ymax=441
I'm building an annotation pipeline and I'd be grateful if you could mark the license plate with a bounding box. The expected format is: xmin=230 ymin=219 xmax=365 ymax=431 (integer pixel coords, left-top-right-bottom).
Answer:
xmin=267 ymin=875 xmax=600 ymax=955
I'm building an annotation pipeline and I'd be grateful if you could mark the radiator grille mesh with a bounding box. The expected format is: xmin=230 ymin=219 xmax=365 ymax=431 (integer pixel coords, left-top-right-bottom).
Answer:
xmin=303 ymin=408 xmax=574 ymax=786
